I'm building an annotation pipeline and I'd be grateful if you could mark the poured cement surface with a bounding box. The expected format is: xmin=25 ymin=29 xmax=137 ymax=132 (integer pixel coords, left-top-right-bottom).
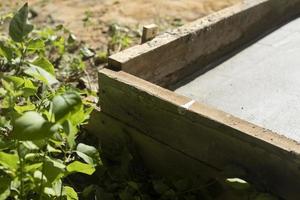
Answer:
xmin=175 ymin=17 xmax=300 ymax=142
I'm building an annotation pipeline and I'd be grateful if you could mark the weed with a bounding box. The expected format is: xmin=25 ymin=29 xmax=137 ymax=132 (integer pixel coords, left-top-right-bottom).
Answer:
xmin=0 ymin=3 xmax=99 ymax=199
xmin=107 ymin=23 xmax=133 ymax=54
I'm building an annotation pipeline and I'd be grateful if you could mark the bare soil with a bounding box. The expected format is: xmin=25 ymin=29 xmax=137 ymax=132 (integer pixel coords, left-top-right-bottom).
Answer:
xmin=0 ymin=0 xmax=240 ymax=90
xmin=1 ymin=0 xmax=240 ymax=49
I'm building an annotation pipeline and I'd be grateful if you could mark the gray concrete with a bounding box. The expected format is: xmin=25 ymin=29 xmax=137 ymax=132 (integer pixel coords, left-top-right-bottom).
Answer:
xmin=175 ymin=17 xmax=300 ymax=142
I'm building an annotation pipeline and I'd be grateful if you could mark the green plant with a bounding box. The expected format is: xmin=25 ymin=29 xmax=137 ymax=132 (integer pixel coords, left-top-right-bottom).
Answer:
xmin=82 ymin=10 xmax=94 ymax=27
xmin=108 ymin=23 xmax=133 ymax=53
xmin=0 ymin=3 xmax=100 ymax=199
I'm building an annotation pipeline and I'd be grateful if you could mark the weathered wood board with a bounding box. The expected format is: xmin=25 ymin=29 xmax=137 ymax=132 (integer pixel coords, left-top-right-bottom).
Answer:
xmin=87 ymin=109 xmax=219 ymax=180
xmin=108 ymin=0 xmax=300 ymax=88
xmin=89 ymin=0 xmax=300 ymax=199
xmin=97 ymin=68 xmax=300 ymax=199
xmin=175 ymin=16 xmax=300 ymax=143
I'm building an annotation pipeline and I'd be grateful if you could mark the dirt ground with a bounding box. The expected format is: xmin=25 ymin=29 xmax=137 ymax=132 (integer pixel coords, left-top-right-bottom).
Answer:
xmin=1 ymin=0 xmax=240 ymax=49
xmin=0 ymin=0 xmax=240 ymax=90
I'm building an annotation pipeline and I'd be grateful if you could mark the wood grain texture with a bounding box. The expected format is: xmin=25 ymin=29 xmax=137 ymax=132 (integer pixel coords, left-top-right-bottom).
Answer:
xmin=108 ymin=0 xmax=300 ymax=88
xmin=98 ymin=68 xmax=300 ymax=199
xmin=86 ymin=109 xmax=219 ymax=179
xmin=141 ymin=24 xmax=159 ymax=43
xmin=100 ymin=0 xmax=300 ymax=198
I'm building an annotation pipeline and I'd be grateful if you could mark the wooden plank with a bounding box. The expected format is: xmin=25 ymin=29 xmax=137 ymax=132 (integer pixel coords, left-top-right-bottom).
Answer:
xmin=108 ymin=0 xmax=300 ymax=88
xmin=98 ymin=68 xmax=300 ymax=199
xmin=86 ymin=109 xmax=219 ymax=179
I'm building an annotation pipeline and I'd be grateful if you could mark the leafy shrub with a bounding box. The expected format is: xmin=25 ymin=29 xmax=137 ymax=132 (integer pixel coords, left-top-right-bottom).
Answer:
xmin=0 ymin=3 xmax=100 ymax=199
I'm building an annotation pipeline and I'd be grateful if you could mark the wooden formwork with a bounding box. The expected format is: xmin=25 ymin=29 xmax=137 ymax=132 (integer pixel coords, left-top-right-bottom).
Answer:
xmin=88 ymin=0 xmax=300 ymax=199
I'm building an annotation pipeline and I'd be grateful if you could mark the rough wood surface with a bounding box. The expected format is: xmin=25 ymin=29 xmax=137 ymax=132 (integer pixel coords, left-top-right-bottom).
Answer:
xmin=86 ymin=109 xmax=219 ymax=179
xmin=108 ymin=0 xmax=300 ymax=88
xmin=98 ymin=68 xmax=300 ymax=199
xmin=141 ymin=24 xmax=159 ymax=43
xmin=175 ymin=17 xmax=300 ymax=143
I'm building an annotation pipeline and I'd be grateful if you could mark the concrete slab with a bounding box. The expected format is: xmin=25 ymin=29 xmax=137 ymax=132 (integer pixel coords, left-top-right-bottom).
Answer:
xmin=175 ymin=17 xmax=300 ymax=142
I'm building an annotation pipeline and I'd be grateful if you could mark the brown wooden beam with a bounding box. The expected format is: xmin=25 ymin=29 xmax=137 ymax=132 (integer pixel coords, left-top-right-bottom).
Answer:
xmin=98 ymin=68 xmax=300 ymax=199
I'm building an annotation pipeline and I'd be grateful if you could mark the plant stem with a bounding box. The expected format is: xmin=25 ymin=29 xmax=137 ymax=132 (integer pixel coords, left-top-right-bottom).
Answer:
xmin=17 ymin=141 xmax=24 ymax=200
xmin=59 ymin=182 xmax=63 ymax=200
xmin=59 ymin=146 xmax=68 ymax=200
xmin=39 ymin=112 xmax=54 ymax=199
xmin=16 ymin=42 xmax=26 ymax=75
xmin=39 ymin=142 xmax=47 ymax=200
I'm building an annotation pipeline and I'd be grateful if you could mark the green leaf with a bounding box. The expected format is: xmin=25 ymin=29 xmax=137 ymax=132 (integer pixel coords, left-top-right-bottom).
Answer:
xmin=24 ymin=153 xmax=43 ymax=161
xmin=0 ymin=152 xmax=18 ymax=171
xmin=22 ymin=141 xmax=39 ymax=150
xmin=53 ymin=36 xmax=65 ymax=55
xmin=27 ymin=38 xmax=45 ymax=51
xmin=14 ymin=103 xmax=36 ymax=114
xmin=76 ymin=143 xmax=101 ymax=166
xmin=0 ymin=137 xmax=14 ymax=151
xmin=62 ymin=120 xmax=78 ymax=149
xmin=66 ymin=161 xmax=95 ymax=175
xmin=0 ymin=88 xmax=6 ymax=96
xmin=34 ymin=170 xmax=48 ymax=183
xmin=226 ymin=178 xmax=250 ymax=190
xmin=0 ymin=187 xmax=10 ymax=200
xmin=1 ymin=80 xmax=14 ymax=94
xmin=25 ymin=64 xmax=58 ymax=86
xmin=22 ymin=78 xmax=37 ymax=97
xmin=32 ymin=56 xmax=55 ymax=75
xmin=12 ymin=111 xmax=59 ymax=141
xmin=9 ymin=3 xmax=34 ymax=42
xmin=52 ymin=180 xmax=63 ymax=197
xmin=68 ymin=34 xmax=77 ymax=43
xmin=0 ymin=176 xmax=11 ymax=200
xmin=52 ymin=92 xmax=82 ymax=121
xmin=64 ymin=186 xmax=78 ymax=200
xmin=47 ymin=144 xmax=62 ymax=153
xmin=25 ymin=162 xmax=43 ymax=172
xmin=80 ymin=47 xmax=94 ymax=59
xmin=43 ymin=187 xmax=56 ymax=197
xmin=3 ymin=75 xmax=24 ymax=88
xmin=43 ymin=158 xmax=65 ymax=184
xmin=69 ymin=105 xmax=93 ymax=126
xmin=0 ymin=42 xmax=13 ymax=60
